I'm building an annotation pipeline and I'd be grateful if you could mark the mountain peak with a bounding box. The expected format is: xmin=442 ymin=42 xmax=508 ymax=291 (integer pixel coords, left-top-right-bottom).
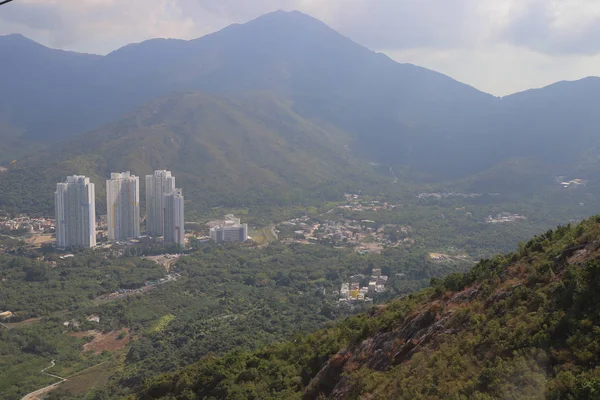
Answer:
xmin=239 ymin=9 xmax=334 ymax=34
xmin=0 ymin=33 xmax=42 ymax=47
xmin=256 ymin=9 xmax=323 ymax=22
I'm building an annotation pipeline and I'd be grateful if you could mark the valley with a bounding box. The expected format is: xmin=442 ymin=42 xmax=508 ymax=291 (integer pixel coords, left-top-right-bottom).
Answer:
xmin=0 ymin=180 xmax=596 ymax=398
xmin=1 ymin=6 xmax=600 ymax=400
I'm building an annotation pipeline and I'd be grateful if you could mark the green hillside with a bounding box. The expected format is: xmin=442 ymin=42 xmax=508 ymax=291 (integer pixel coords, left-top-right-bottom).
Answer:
xmin=134 ymin=216 xmax=600 ymax=399
xmin=0 ymin=91 xmax=373 ymax=216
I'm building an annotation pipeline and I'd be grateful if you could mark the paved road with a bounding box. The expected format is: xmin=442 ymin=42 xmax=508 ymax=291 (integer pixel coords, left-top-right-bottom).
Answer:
xmin=21 ymin=360 xmax=66 ymax=400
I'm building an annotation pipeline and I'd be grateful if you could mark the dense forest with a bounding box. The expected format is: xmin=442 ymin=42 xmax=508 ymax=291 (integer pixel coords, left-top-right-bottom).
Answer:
xmin=125 ymin=216 xmax=600 ymax=399
xmin=0 ymin=239 xmax=467 ymax=399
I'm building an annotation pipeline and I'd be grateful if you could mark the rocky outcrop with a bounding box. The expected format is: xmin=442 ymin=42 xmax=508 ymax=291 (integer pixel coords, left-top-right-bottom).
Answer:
xmin=305 ymin=307 xmax=459 ymax=399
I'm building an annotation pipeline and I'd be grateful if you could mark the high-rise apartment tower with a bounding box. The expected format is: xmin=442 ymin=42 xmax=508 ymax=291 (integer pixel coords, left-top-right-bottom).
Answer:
xmin=163 ymin=188 xmax=185 ymax=247
xmin=55 ymin=175 xmax=96 ymax=248
xmin=106 ymin=171 xmax=140 ymax=241
xmin=145 ymin=170 xmax=175 ymax=235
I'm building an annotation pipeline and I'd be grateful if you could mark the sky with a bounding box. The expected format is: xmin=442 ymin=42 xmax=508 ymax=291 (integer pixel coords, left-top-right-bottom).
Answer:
xmin=1 ymin=0 xmax=600 ymax=96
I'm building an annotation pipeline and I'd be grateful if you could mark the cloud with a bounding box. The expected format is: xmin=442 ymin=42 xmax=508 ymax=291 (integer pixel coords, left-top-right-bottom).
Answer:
xmin=386 ymin=44 xmax=600 ymax=96
xmin=0 ymin=0 xmax=598 ymax=94
xmin=0 ymin=0 xmax=230 ymax=53
xmin=2 ymin=0 xmax=600 ymax=55
xmin=501 ymin=0 xmax=600 ymax=55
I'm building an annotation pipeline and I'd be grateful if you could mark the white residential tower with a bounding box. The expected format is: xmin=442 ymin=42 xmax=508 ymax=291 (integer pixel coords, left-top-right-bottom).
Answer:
xmin=106 ymin=171 xmax=140 ymax=241
xmin=55 ymin=175 xmax=96 ymax=248
xmin=145 ymin=170 xmax=175 ymax=236
xmin=163 ymin=188 xmax=185 ymax=247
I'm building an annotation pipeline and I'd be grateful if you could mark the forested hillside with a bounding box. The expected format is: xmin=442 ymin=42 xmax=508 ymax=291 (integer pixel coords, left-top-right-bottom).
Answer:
xmin=134 ymin=216 xmax=600 ymax=399
xmin=0 ymin=91 xmax=374 ymax=216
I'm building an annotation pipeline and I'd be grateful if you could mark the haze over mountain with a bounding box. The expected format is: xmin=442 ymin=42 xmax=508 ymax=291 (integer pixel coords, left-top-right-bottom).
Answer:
xmin=1 ymin=10 xmax=600 ymax=206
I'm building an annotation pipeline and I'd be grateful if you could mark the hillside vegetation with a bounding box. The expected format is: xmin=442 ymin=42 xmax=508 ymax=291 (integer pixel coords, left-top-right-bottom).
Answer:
xmin=0 ymin=91 xmax=373 ymax=216
xmin=135 ymin=216 xmax=600 ymax=399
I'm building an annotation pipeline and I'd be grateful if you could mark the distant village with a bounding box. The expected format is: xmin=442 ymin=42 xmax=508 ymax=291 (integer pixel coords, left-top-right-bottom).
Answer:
xmin=279 ymin=215 xmax=413 ymax=254
xmin=417 ymin=192 xmax=485 ymax=200
xmin=335 ymin=268 xmax=389 ymax=305
xmin=486 ymin=212 xmax=527 ymax=224
xmin=0 ymin=215 xmax=55 ymax=234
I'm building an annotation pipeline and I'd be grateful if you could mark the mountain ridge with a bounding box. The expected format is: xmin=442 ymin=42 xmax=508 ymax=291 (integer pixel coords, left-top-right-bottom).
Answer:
xmin=1 ymin=10 xmax=600 ymax=203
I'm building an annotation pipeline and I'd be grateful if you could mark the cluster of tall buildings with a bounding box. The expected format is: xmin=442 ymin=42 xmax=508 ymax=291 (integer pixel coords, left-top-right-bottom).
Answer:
xmin=55 ymin=170 xmax=185 ymax=248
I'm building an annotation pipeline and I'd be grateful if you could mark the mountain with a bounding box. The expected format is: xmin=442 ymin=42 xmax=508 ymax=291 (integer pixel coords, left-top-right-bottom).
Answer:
xmin=0 ymin=12 xmax=496 ymax=174
xmin=0 ymin=34 xmax=100 ymax=139
xmin=0 ymin=91 xmax=372 ymax=215
xmin=135 ymin=217 xmax=600 ymax=399
xmin=1 ymin=10 xmax=600 ymax=200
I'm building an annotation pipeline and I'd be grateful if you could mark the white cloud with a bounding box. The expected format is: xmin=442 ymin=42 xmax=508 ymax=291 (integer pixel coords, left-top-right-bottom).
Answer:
xmin=0 ymin=0 xmax=231 ymax=53
xmin=0 ymin=0 xmax=598 ymax=94
xmin=501 ymin=0 xmax=600 ymax=55
xmin=385 ymin=44 xmax=600 ymax=96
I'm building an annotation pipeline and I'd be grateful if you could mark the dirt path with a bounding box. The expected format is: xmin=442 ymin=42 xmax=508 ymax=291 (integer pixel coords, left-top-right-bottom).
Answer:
xmin=21 ymin=360 xmax=67 ymax=400
xmin=21 ymin=360 xmax=113 ymax=400
xmin=165 ymin=258 xmax=176 ymax=272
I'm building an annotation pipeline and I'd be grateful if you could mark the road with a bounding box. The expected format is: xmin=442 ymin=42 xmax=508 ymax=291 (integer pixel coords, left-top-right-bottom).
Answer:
xmin=164 ymin=257 xmax=178 ymax=272
xmin=21 ymin=360 xmax=67 ymax=400
xmin=0 ymin=321 xmax=10 ymax=330
xmin=270 ymin=226 xmax=279 ymax=241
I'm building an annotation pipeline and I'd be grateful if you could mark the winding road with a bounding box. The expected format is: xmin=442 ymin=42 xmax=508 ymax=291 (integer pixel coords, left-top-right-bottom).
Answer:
xmin=21 ymin=360 xmax=66 ymax=400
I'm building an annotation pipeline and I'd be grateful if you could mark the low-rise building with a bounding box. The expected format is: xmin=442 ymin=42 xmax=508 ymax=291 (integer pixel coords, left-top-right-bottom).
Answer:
xmin=368 ymin=281 xmax=377 ymax=293
xmin=209 ymin=214 xmax=248 ymax=243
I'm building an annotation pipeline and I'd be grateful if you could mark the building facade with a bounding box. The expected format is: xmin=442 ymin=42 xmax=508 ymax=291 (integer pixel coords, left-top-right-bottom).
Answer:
xmin=106 ymin=171 xmax=140 ymax=241
xmin=163 ymin=188 xmax=185 ymax=247
xmin=55 ymin=175 xmax=96 ymax=248
xmin=209 ymin=215 xmax=248 ymax=243
xmin=145 ymin=170 xmax=175 ymax=236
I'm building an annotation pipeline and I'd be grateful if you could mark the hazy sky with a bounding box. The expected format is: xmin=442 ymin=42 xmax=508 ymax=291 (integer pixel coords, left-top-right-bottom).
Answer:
xmin=1 ymin=0 xmax=599 ymax=96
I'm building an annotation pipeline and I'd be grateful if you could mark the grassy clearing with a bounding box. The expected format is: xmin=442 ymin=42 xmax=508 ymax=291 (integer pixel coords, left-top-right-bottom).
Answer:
xmin=150 ymin=314 xmax=175 ymax=333
xmin=57 ymin=360 xmax=121 ymax=396
xmin=249 ymin=226 xmax=278 ymax=246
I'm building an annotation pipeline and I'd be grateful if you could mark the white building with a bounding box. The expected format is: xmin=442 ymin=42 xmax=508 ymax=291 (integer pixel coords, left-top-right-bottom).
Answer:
xmin=106 ymin=171 xmax=140 ymax=241
xmin=163 ymin=188 xmax=185 ymax=247
xmin=145 ymin=170 xmax=175 ymax=236
xmin=209 ymin=215 xmax=248 ymax=243
xmin=55 ymin=175 xmax=96 ymax=248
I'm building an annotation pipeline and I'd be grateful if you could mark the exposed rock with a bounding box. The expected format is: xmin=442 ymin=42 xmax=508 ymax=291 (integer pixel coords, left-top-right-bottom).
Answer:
xmin=305 ymin=309 xmax=457 ymax=399
xmin=486 ymin=290 xmax=513 ymax=306
xmin=449 ymin=286 xmax=480 ymax=303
